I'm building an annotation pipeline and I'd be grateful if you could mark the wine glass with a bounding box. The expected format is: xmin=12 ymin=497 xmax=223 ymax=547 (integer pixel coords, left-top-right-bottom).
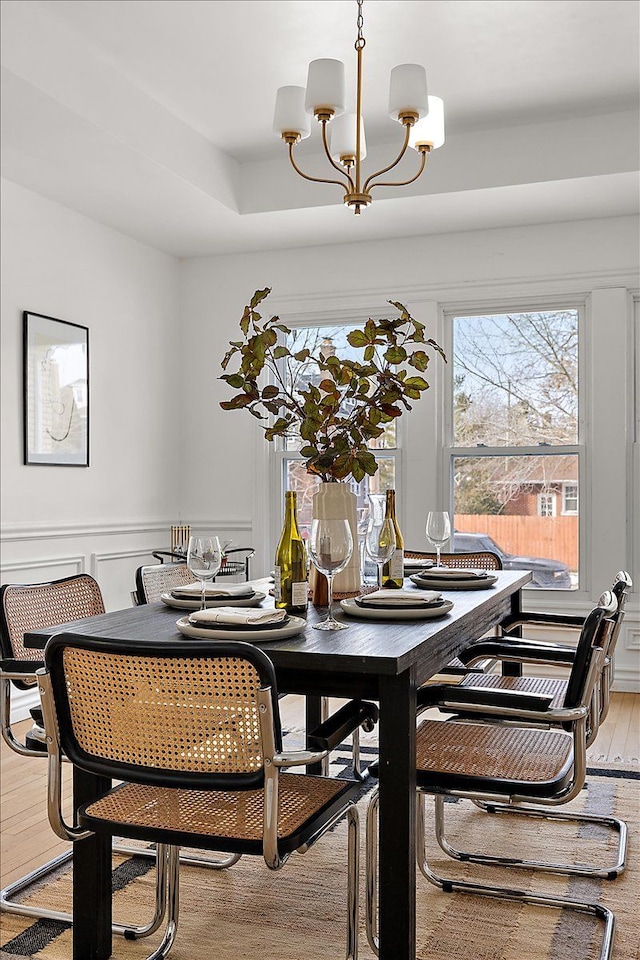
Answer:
xmin=365 ymin=517 xmax=396 ymax=588
xmin=308 ymin=518 xmax=353 ymax=631
xmin=186 ymin=536 xmax=223 ymax=610
xmin=425 ymin=511 xmax=451 ymax=567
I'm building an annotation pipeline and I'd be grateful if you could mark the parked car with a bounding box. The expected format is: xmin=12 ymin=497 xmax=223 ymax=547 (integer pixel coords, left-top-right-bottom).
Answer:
xmin=451 ymin=532 xmax=573 ymax=589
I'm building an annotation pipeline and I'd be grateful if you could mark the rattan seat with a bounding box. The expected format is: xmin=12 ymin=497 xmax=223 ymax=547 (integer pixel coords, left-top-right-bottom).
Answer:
xmin=416 ymin=719 xmax=573 ymax=795
xmin=457 ymin=673 xmax=567 ymax=709
xmin=82 ymin=774 xmax=352 ymax=854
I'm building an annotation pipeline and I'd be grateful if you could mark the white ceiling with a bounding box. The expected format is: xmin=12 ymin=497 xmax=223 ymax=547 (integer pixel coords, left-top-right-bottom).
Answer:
xmin=1 ymin=0 xmax=638 ymax=256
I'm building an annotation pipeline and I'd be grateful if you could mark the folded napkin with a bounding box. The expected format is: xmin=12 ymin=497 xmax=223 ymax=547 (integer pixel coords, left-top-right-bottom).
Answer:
xmin=359 ymin=588 xmax=442 ymax=605
xmin=404 ymin=559 xmax=433 ymax=568
xmin=189 ymin=607 xmax=287 ymax=626
xmin=172 ymin=582 xmax=255 ymax=598
xmin=416 ymin=567 xmax=486 ymax=580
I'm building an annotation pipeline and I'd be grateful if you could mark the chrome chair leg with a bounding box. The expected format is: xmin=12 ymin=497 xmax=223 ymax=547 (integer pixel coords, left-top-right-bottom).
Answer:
xmin=0 ymin=845 xmax=167 ymax=938
xmin=439 ymin=795 xmax=627 ymax=879
xmin=114 ymin=841 xmax=242 ymax=870
xmin=143 ymin=845 xmax=179 ymax=960
xmin=346 ymin=805 xmax=359 ymax=960
xmin=366 ymin=788 xmax=616 ymax=960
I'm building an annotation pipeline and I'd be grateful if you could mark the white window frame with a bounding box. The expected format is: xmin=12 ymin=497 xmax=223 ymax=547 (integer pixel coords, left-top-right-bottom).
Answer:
xmin=442 ymin=299 xmax=585 ymax=593
xmin=561 ymin=482 xmax=578 ymax=515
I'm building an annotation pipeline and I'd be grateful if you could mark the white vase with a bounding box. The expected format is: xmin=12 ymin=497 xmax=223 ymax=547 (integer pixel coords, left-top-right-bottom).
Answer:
xmin=311 ymin=482 xmax=361 ymax=596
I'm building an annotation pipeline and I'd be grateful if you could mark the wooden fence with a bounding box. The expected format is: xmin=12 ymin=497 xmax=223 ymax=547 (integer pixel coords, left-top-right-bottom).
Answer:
xmin=455 ymin=514 xmax=578 ymax=571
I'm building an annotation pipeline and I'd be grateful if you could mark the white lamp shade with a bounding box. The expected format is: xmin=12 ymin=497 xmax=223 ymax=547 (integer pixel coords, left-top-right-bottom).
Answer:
xmin=388 ymin=64 xmax=428 ymax=120
xmin=329 ymin=113 xmax=367 ymax=162
xmin=273 ymin=86 xmax=311 ymax=139
xmin=305 ymin=59 xmax=346 ymax=116
xmin=409 ymin=96 xmax=445 ymax=150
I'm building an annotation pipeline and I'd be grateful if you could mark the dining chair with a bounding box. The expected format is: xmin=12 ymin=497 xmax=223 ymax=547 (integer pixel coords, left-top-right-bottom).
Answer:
xmin=365 ymin=592 xmax=618 ymax=960
xmin=152 ymin=546 xmax=256 ymax=582
xmin=38 ymin=634 xmax=374 ymax=960
xmin=405 ymin=548 xmax=502 ymax=676
xmin=0 ymin=574 xmax=166 ymax=939
xmin=457 ymin=570 xmax=633 ymax=739
xmin=134 ymin=562 xmax=194 ymax=605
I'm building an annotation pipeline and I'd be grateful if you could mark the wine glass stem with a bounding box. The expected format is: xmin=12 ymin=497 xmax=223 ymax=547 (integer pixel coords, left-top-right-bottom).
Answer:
xmin=326 ymin=574 xmax=334 ymax=623
xmin=201 ymin=578 xmax=206 ymax=611
xmin=378 ymin=562 xmax=384 ymax=588
xmin=436 ymin=546 xmax=441 ymax=566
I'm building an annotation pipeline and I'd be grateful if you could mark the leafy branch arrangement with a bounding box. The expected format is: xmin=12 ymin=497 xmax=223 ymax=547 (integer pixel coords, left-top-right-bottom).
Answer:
xmin=220 ymin=288 xmax=446 ymax=483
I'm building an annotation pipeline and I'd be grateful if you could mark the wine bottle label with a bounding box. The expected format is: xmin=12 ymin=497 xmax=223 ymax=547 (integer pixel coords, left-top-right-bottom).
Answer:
xmin=389 ymin=549 xmax=404 ymax=582
xmin=274 ymin=565 xmax=282 ymax=602
xmin=291 ymin=580 xmax=308 ymax=607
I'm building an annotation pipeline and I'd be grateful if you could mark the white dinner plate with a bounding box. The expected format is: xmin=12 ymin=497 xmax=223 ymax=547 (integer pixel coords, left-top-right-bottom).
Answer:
xmin=410 ymin=574 xmax=497 ymax=591
xmin=161 ymin=591 xmax=265 ymax=611
xmin=339 ymin=598 xmax=453 ymax=621
xmin=175 ymin=614 xmax=306 ymax=642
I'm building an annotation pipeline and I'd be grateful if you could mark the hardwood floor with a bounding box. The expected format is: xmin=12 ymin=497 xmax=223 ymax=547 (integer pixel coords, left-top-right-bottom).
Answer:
xmin=1 ymin=694 xmax=638 ymax=890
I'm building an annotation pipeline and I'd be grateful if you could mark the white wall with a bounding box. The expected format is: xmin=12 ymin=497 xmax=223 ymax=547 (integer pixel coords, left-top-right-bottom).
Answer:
xmin=0 ymin=179 xmax=187 ymax=611
xmin=180 ymin=215 xmax=639 ymax=688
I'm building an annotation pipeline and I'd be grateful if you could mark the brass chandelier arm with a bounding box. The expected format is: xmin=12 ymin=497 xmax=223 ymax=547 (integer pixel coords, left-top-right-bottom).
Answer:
xmin=288 ymin=142 xmax=351 ymax=196
xmin=320 ymin=121 xmax=356 ymax=192
xmin=367 ymin=148 xmax=428 ymax=192
xmin=362 ymin=122 xmax=412 ymax=194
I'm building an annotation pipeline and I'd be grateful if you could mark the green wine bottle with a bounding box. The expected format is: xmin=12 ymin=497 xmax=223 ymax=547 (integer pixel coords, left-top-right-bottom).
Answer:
xmin=274 ymin=491 xmax=308 ymax=613
xmin=381 ymin=489 xmax=405 ymax=588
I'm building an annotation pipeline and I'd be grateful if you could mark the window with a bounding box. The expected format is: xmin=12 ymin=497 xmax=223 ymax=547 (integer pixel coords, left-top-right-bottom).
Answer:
xmin=562 ymin=483 xmax=578 ymax=515
xmin=276 ymin=322 xmax=399 ymax=536
xmin=538 ymin=493 xmax=556 ymax=517
xmin=447 ymin=308 xmax=580 ymax=590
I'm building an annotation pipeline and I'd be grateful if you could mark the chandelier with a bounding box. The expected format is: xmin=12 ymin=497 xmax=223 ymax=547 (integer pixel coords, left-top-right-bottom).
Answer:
xmin=272 ymin=0 xmax=445 ymax=215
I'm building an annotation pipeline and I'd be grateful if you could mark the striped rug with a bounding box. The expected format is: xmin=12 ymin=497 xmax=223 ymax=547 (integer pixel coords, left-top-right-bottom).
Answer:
xmin=1 ymin=747 xmax=638 ymax=960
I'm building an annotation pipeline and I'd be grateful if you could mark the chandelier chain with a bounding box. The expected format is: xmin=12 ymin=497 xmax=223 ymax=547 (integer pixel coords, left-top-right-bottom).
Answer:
xmin=355 ymin=0 xmax=365 ymax=50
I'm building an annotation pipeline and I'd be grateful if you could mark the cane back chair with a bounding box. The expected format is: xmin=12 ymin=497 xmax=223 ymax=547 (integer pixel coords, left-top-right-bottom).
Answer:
xmin=134 ymin=563 xmax=193 ymax=606
xmin=365 ymin=592 xmax=618 ymax=960
xmin=39 ymin=634 xmax=371 ymax=960
xmin=0 ymin=574 xmax=169 ymax=938
xmin=405 ymin=549 xmax=502 ymax=675
xmin=441 ymin=571 xmax=632 ymax=879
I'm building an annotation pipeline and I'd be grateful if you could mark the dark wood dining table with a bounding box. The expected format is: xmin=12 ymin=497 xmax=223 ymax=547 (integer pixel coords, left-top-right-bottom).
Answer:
xmin=25 ymin=569 xmax=531 ymax=960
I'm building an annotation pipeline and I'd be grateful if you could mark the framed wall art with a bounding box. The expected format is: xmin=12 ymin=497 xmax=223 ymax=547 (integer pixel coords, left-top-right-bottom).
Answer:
xmin=23 ymin=311 xmax=89 ymax=466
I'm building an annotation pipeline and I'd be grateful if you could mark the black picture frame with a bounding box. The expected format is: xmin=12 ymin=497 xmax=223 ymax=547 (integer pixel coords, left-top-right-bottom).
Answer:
xmin=23 ymin=311 xmax=89 ymax=466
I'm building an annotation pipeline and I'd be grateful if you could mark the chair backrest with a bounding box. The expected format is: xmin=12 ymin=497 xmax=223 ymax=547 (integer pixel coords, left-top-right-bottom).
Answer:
xmin=44 ymin=634 xmax=282 ymax=791
xmin=563 ymin=591 xmax=617 ymax=710
xmin=404 ymin=549 xmax=503 ymax=571
xmin=605 ymin=570 xmax=633 ymax=658
xmin=0 ymin=575 xmax=105 ymax=687
xmin=135 ymin=563 xmax=193 ymax=604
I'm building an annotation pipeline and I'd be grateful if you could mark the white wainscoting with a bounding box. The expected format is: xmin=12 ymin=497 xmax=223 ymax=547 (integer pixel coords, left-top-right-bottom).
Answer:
xmin=1 ymin=517 xmax=254 ymax=721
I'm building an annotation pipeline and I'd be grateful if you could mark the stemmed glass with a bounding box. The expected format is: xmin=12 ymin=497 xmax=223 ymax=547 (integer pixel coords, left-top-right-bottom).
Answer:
xmin=365 ymin=516 xmax=396 ymax=588
xmin=425 ymin=511 xmax=451 ymax=567
xmin=308 ymin=518 xmax=353 ymax=631
xmin=186 ymin=535 xmax=223 ymax=610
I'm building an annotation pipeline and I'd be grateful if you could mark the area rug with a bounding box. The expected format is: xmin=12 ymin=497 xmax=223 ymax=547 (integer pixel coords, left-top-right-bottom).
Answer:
xmin=1 ymin=748 xmax=638 ymax=960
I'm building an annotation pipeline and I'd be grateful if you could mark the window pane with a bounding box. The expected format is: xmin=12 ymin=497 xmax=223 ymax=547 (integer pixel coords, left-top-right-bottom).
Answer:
xmin=284 ymin=324 xmax=396 ymax=451
xmin=284 ymin=457 xmax=396 ymax=535
xmin=452 ymin=454 xmax=578 ymax=590
xmin=453 ymin=310 xmax=578 ymax=447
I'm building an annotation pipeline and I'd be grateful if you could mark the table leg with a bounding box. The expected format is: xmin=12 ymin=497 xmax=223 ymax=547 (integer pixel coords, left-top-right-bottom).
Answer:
xmin=305 ymin=694 xmax=329 ymax=774
xmin=378 ymin=670 xmax=417 ymax=960
xmin=73 ymin=767 xmax=112 ymax=960
xmin=502 ymin=588 xmax=524 ymax=677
